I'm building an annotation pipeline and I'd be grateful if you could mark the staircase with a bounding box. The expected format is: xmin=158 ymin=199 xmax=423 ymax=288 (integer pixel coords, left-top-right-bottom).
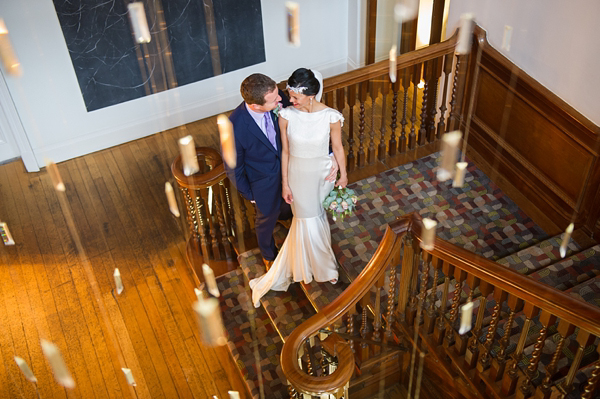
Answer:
xmin=214 ymin=152 xmax=600 ymax=398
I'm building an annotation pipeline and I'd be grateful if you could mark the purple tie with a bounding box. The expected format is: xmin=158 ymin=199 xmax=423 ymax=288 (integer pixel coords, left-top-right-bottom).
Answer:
xmin=263 ymin=112 xmax=277 ymax=150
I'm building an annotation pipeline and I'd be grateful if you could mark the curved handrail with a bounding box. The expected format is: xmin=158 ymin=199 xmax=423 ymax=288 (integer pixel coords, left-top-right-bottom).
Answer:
xmin=280 ymin=217 xmax=407 ymax=395
xmin=399 ymin=213 xmax=600 ymax=336
xmin=171 ymin=146 xmax=226 ymax=190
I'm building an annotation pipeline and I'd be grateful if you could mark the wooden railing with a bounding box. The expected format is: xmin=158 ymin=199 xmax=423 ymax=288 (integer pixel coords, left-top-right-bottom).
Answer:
xmin=282 ymin=213 xmax=600 ymax=398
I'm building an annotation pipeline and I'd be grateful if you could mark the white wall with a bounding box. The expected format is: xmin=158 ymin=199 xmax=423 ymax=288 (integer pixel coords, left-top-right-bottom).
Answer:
xmin=447 ymin=0 xmax=600 ymax=126
xmin=0 ymin=0 xmax=351 ymax=169
xmin=347 ymin=0 xmax=367 ymax=69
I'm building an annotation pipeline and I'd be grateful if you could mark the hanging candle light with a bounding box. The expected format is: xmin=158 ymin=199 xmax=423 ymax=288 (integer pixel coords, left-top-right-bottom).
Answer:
xmin=394 ymin=0 xmax=419 ymax=22
xmin=218 ymin=114 xmax=236 ymax=169
xmin=228 ymin=392 xmax=241 ymax=399
xmin=0 ymin=19 xmax=22 ymax=76
xmin=193 ymin=298 xmax=227 ymax=346
xmin=437 ymin=131 xmax=462 ymax=182
xmin=194 ymin=288 xmax=204 ymax=302
xmin=389 ymin=45 xmax=397 ymax=83
xmin=458 ymin=301 xmax=474 ymax=334
xmin=559 ymin=223 xmax=574 ymax=259
xmin=285 ymin=2 xmax=300 ymax=47
xmin=420 ymin=218 xmax=437 ymax=251
xmin=456 ymin=13 xmax=475 ymax=55
xmin=164 ymin=182 xmax=180 ymax=217
xmin=121 ymin=368 xmax=136 ymax=386
xmin=127 ymin=3 xmax=151 ymax=44
xmin=502 ymin=25 xmax=513 ymax=52
xmin=1 ymin=222 xmax=15 ymax=245
xmin=113 ymin=268 xmax=124 ymax=295
xmin=202 ymin=263 xmax=220 ymax=298
xmin=40 ymin=340 xmax=75 ymax=389
xmin=178 ymin=135 xmax=200 ymax=176
xmin=452 ymin=161 xmax=468 ymax=188
xmin=14 ymin=356 xmax=37 ymax=383
xmin=45 ymin=160 xmax=66 ymax=192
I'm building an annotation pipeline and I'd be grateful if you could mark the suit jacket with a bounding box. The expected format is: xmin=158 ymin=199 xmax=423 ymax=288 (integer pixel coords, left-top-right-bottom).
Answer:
xmin=225 ymin=91 xmax=291 ymax=216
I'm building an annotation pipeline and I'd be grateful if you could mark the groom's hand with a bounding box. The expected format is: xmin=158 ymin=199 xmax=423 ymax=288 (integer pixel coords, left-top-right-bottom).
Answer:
xmin=325 ymin=156 xmax=339 ymax=182
xmin=282 ymin=185 xmax=294 ymax=204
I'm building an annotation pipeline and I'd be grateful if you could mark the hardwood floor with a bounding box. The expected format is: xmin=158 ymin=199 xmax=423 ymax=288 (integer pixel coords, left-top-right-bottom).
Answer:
xmin=0 ymin=119 xmax=248 ymax=398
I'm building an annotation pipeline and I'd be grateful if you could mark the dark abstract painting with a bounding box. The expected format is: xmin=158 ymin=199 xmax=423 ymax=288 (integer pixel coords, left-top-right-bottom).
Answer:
xmin=52 ymin=0 xmax=265 ymax=111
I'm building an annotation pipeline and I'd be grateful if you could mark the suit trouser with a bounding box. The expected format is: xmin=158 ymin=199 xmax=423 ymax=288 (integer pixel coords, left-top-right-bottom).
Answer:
xmin=255 ymin=201 xmax=292 ymax=261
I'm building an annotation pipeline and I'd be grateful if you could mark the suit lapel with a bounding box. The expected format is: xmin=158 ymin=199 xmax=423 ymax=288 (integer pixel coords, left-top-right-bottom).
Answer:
xmin=241 ymin=106 xmax=278 ymax=156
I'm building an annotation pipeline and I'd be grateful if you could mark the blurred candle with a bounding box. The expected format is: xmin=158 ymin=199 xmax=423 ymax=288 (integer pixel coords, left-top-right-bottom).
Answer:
xmin=458 ymin=301 xmax=474 ymax=334
xmin=394 ymin=0 xmax=419 ymax=22
xmin=127 ymin=2 xmax=151 ymax=44
xmin=437 ymin=131 xmax=462 ymax=181
xmin=218 ymin=114 xmax=236 ymax=169
xmin=453 ymin=162 xmax=468 ymax=188
xmin=389 ymin=45 xmax=397 ymax=83
xmin=193 ymin=298 xmax=227 ymax=346
xmin=178 ymin=135 xmax=200 ymax=176
xmin=228 ymin=392 xmax=241 ymax=399
xmin=202 ymin=263 xmax=220 ymax=298
xmin=45 ymin=160 xmax=65 ymax=192
xmin=456 ymin=13 xmax=474 ymax=55
xmin=40 ymin=340 xmax=75 ymax=389
xmin=0 ymin=19 xmax=22 ymax=76
xmin=114 ymin=268 xmax=124 ymax=295
xmin=502 ymin=25 xmax=513 ymax=52
xmin=14 ymin=356 xmax=37 ymax=383
xmin=121 ymin=368 xmax=136 ymax=386
xmin=194 ymin=288 xmax=204 ymax=302
xmin=1 ymin=222 xmax=15 ymax=245
xmin=164 ymin=182 xmax=180 ymax=217
xmin=285 ymin=2 xmax=300 ymax=47
xmin=559 ymin=223 xmax=574 ymax=259
xmin=421 ymin=218 xmax=437 ymax=251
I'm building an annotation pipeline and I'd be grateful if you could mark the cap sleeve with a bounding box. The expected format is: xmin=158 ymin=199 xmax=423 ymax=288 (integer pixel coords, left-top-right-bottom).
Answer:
xmin=279 ymin=107 xmax=293 ymax=120
xmin=328 ymin=109 xmax=344 ymax=127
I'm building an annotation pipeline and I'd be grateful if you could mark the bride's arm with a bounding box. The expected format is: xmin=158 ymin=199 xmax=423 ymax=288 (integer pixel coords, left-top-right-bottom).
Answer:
xmin=330 ymin=121 xmax=347 ymax=188
xmin=280 ymin=117 xmax=293 ymax=204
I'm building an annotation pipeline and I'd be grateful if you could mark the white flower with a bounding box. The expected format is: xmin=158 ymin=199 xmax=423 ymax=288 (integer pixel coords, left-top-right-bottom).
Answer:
xmin=329 ymin=201 xmax=338 ymax=210
xmin=341 ymin=201 xmax=348 ymax=210
xmin=332 ymin=216 xmax=336 ymax=221
xmin=352 ymin=196 xmax=358 ymax=204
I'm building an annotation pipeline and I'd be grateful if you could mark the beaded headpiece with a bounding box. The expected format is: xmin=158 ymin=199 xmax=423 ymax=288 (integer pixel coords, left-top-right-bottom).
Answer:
xmin=286 ymin=85 xmax=307 ymax=94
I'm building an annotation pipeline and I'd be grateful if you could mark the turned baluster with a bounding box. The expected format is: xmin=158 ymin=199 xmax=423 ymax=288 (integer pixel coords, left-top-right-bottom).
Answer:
xmin=238 ymin=192 xmax=251 ymax=235
xmin=455 ymin=274 xmax=479 ymax=356
xmin=378 ymin=79 xmax=389 ymax=161
xmin=198 ymin=187 xmax=220 ymax=259
xmin=437 ymin=52 xmax=453 ymax=137
xmin=408 ymin=64 xmax=421 ymax=150
xmin=477 ymin=288 xmax=508 ymax=372
xmin=433 ymin=261 xmax=454 ymax=345
xmin=371 ymin=274 xmax=385 ymax=356
xmin=221 ymin=180 xmax=236 ymax=237
xmin=534 ymin=320 xmax=575 ymax=399
xmin=406 ymin=240 xmax=423 ymax=326
xmin=465 ymin=281 xmax=494 ymax=369
xmin=561 ymin=329 xmax=596 ymax=394
xmin=384 ymin=259 xmax=399 ymax=342
xmin=444 ymin=268 xmax=466 ymax=348
xmin=367 ymin=79 xmax=379 ymax=164
xmin=305 ymin=340 xmax=314 ymax=376
xmin=182 ymin=187 xmax=199 ymax=240
xmin=501 ymin=304 xmax=540 ymax=395
xmin=346 ymin=84 xmax=357 ymax=172
xmin=423 ymin=257 xmax=443 ymax=334
xmin=489 ymin=295 xmax=523 ymax=381
xmin=346 ymin=304 xmax=357 ymax=353
xmin=581 ymin=350 xmax=600 ymax=399
xmin=388 ymin=77 xmax=400 ymax=157
xmin=398 ymin=68 xmax=410 ymax=154
xmin=287 ymin=384 xmax=298 ymax=398
xmin=397 ymin=233 xmax=415 ymax=320
xmin=447 ymin=54 xmax=463 ymax=132
xmin=188 ymin=189 xmax=211 ymax=260
xmin=418 ymin=61 xmax=429 ymax=146
xmin=357 ymin=81 xmax=368 ymax=168
xmin=518 ymin=311 xmax=556 ymax=399
xmin=214 ymin=184 xmax=232 ymax=258
xmin=359 ymin=293 xmax=370 ymax=362
xmin=426 ymin=57 xmax=441 ymax=142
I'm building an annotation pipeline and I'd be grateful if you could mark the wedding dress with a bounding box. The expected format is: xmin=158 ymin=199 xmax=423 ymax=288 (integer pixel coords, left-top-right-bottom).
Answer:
xmin=249 ymin=106 xmax=344 ymax=307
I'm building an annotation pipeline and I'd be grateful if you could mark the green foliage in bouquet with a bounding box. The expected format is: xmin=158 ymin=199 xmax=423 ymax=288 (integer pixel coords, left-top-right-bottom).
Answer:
xmin=322 ymin=186 xmax=358 ymax=222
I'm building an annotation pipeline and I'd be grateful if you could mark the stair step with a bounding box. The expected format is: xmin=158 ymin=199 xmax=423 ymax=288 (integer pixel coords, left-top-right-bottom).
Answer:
xmin=238 ymin=248 xmax=317 ymax=341
xmin=216 ymin=268 xmax=288 ymax=399
xmin=527 ymin=244 xmax=600 ymax=291
xmin=496 ymin=233 xmax=581 ymax=274
xmin=567 ymin=275 xmax=600 ymax=307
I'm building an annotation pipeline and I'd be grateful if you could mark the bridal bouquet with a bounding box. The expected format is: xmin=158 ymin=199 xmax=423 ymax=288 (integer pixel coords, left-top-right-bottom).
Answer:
xmin=323 ymin=186 xmax=358 ymax=222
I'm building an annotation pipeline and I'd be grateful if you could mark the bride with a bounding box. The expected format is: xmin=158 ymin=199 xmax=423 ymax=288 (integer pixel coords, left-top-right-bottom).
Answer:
xmin=249 ymin=68 xmax=347 ymax=307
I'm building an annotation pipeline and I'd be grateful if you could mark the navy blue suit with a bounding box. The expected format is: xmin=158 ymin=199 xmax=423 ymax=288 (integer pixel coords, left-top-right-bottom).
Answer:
xmin=225 ymin=93 xmax=292 ymax=261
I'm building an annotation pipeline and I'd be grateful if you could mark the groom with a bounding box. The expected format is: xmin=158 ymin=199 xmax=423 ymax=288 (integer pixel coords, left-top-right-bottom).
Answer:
xmin=225 ymin=73 xmax=337 ymax=269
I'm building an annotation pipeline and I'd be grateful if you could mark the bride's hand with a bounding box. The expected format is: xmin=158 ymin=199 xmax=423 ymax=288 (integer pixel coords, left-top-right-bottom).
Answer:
xmin=335 ymin=175 xmax=348 ymax=189
xmin=282 ymin=185 xmax=294 ymax=204
xmin=325 ymin=156 xmax=339 ymax=182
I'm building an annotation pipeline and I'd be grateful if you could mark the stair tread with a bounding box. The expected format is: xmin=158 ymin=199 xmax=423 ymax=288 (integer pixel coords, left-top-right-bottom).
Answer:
xmin=527 ymin=244 xmax=600 ymax=291
xmin=496 ymin=233 xmax=581 ymax=274
xmin=567 ymin=274 xmax=600 ymax=308
xmin=238 ymin=248 xmax=317 ymax=341
xmin=216 ymin=268 xmax=288 ymax=399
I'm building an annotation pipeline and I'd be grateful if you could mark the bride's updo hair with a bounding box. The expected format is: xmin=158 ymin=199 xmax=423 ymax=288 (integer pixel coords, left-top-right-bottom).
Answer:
xmin=287 ymin=68 xmax=320 ymax=97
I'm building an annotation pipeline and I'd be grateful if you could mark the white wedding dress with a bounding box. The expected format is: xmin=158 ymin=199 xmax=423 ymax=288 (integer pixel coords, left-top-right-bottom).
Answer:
xmin=249 ymin=106 xmax=344 ymax=307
